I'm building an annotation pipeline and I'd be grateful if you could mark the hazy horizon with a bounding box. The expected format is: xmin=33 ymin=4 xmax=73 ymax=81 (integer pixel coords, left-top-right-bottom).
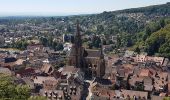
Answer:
xmin=0 ymin=0 xmax=169 ymax=16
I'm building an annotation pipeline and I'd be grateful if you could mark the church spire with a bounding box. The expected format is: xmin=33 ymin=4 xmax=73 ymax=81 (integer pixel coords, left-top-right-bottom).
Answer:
xmin=74 ymin=20 xmax=82 ymax=47
xmin=100 ymin=39 xmax=104 ymax=59
xmin=74 ymin=20 xmax=83 ymax=68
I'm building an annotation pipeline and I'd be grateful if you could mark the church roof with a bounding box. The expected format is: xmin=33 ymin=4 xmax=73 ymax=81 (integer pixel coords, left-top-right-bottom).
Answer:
xmin=68 ymin=47 xmax=102 ymax=58
xmin=86 ymin=49 xmax=101 ymax=58
xmin=68 ymin=46 xmax=84 ymax=56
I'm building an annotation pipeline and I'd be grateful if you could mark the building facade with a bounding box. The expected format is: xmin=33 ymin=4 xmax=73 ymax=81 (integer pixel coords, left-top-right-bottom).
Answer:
xmin=67 ymin=22 xmax=105 ymax=78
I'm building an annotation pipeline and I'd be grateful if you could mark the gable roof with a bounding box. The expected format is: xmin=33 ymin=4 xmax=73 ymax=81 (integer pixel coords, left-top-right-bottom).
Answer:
xmin=34 ymin=76 xmax=57 ymax=84
xmin=41 ymin=64 xmax=53 ymax=74
xmin=120 ymin=90 xmax=148 ymax=99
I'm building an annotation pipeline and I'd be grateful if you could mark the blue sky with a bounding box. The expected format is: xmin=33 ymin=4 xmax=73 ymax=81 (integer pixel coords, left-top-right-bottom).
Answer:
xmin=0 ymin=0 xmax=169 ymax=16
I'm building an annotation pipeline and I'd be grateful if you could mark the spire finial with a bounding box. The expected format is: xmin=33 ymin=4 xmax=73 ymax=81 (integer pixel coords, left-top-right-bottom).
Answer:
xmin=101 ymin=39 xmax=104 ymax=58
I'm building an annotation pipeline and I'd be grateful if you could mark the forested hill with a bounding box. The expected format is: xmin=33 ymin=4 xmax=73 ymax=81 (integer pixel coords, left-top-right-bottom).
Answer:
xmin=1 ymin=2 xmax=170 ymax=36
xmin=114 ymin=2 xmax=170 ymax=15
xmin=133 ymin=20 xmax=170 ymax=58
xmin=69 ymin=2 xmax=170 ymax=36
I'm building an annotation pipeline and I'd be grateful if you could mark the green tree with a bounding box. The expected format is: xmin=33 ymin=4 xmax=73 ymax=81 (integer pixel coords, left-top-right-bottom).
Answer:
xmin=135 ymin=46 xmax=140 ymax=54
xmin=97 ymin=25 xmax=104 ymax=34
xmin=56 ymin=43 xmax=64 ymax=51
xmin=28 ymin=96 xmax=47 ymax=100
xmin=116 ymin=34 xmax=121 ymax=48
xmin=94 ymin=37 xmax=101 ymax=48
xmin=52 ymin=41 xmax=57 ymax=50
xmin=48 ymin=36 xmax=53 ymax=47
xmin=0 ymin=74 xmax=30 ymax=100
xmin=159 ymin=19 xmax=165 ymax=28
xmin=87 ymin=41 xmax=93 ymax=49
xmin=40 ymin=37 xmax=48 ymax=46
xmin=143 ymin=26 xmax=151 ymax=41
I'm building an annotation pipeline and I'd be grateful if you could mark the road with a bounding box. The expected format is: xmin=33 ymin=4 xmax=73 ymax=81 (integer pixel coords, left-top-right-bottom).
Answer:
xmin=85 ymin=79 xmax=96 ymax=100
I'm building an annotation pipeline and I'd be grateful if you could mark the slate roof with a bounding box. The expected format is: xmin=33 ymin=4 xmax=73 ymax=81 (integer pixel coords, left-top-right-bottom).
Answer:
xmin=68 ymin=46 xmax=102 ymax=58
xmin=68 ymin=46 xmax=84 ymax=56
xmin=86 ymin=49 xmax=101 ymax=58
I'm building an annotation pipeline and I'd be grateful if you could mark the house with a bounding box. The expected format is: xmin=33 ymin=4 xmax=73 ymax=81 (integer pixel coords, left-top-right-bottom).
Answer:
xmin=27 ymin=44 xmax=43 ymax=51
xmin=41 ymin=63 xmax=54 ymax=75
xmin=58 ymin=66 xmax=84 ymax=83
xmin=63 ymin=43 xmax=72 ymax=52
xmin=103 ymin=45 xmax=114 ymax=53
xmin=115 ymin=90 xmax=148 ymax=99
xmin=111 ymin=35 xmax=117 ymax=43
xmin=135 ymin=54 xmax=147 ymax=63
xmin=116 ymin=69 xmax=125 ymax=78
xmin=143 ymin=77 xmax=153 ymax=92
xmin=168 ymin=83 xmax=170 ymax=96
xmin=162 ymin=58 xmax=169 ymax=67
xmin=40 ymin=89 xmax=64 ymax=100
xmin=151 ymin=95 xmax=164 ymax=100
xmin=16 ymin=67 xmax=35 ymax=78
xmin=124 ymin=50 xmax=135 ymax=58
xmin=129 ymin=75 xmax=144 ymax=88
xmin=33 ymin=76 xmax=57 ymax=86
xmin=55 ymin=66 xmax=84 ymax=100
xmin=1 ymin=58 xmax=25 ymax=71
xmin=91 ymin=87 xmax=116 ymax=100
xmin=147 ymin=56 xmax=165 ymax=66
xmin=43 ymin=80 xmax=58 ymax=90
xmin=153 ymin=72 xmax=168 ymax=92
xmin=134 ymin=54 xmax=165 ymax=66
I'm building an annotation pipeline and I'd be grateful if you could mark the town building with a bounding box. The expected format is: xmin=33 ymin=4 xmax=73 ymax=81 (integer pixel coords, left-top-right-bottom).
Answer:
xmin=67 ymin=22 xmax=105 ymax=78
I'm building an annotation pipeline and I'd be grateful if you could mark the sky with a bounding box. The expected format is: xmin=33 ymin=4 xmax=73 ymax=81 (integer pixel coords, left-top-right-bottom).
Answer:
xmin=0 ymin=0 xmax=169 ymax=16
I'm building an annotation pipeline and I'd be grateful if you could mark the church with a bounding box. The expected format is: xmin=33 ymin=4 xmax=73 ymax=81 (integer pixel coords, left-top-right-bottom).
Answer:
xmin=67 ymin=22 xmax=105 ymax=78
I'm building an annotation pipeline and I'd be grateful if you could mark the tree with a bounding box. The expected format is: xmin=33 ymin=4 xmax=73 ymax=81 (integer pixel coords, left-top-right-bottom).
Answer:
xmin=97 ymin=25 xmax=104 ymax=34
xmin=40 ymin=37 xmax=48 ymax=46
xmin=28 ymin=96 xmax=47 ymax=100
xmin=94 ymin=37 xmax=101 ymax=48
xmin=55 ymin=43 xmax=64 ymax=51
xmin=116 ymin=34 xmax=121 ymax=48
xmin=143 ymin=26 xmax=151 ymax=41
xmin=163 ymin=97 xmax=170 ymax=100
xmin=48 ymin=36 xmax=53 ymax=47
xmin=159 ymin=19 xmax=165 ymax=28
xmin=52 ymin=41 xmax=57 ymax=50
xmin=0 ymin=74 xmax=30 ymax=100
xmin=14 ymin=85 xmax=30 ymax=100
xmin=135 ymin=46 xmax=140 ymax=54
xmin=12 ymin=39 xmax=28 ymax=50
xmin=87 ymin=41 xmax=93 ymax=49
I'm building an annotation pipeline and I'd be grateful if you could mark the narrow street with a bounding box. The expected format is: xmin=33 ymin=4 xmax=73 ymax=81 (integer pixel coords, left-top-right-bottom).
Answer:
xmin=85 ymin=79 xmax=96 ymax=100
